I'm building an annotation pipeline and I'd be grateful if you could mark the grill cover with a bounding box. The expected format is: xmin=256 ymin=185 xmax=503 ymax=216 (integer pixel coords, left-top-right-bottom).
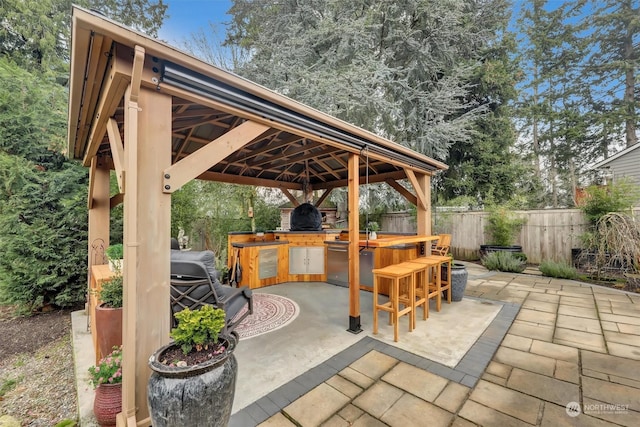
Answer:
xmin=290 ymin=203 xmax=322 ymax=231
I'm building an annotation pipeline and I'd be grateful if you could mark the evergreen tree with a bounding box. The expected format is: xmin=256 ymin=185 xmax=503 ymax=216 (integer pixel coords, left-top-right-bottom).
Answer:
xmin=0 ymin=0 xmax=167 ymax=75
xmin=441 ymin=1 xmax=527 ymax=206
xmin=582 ymin=0 xmax=639 ymax=149
xmin=225 ymin=0 xmax=521 ymax=206
xmin=0 ymin=1 xmax=168 ymax=311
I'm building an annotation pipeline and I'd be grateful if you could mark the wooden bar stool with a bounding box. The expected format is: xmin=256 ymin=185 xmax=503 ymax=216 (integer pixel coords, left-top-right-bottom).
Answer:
xmin=406 ymin=257 xmax=441 ymax=317
xmin=372 ymin=263 xmax=416 ymax=342
xmin=396 ymin=261 xmax=429 ymax=327
xmin=420 ymin=254 xmax=452 ymax=307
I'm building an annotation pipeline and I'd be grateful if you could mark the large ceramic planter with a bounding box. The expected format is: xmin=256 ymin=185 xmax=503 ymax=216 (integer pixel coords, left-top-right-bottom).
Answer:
xmin=93 ymin=383 xmax=122 ymax=426
xmin=479 ymin=245 xmax=522 ymax=258
xmin=450 ymin=264 xmax=468 ymax=302
xmin=94 ymin=304 xmax=123 ymax=360
xmin=148 ymin=336 xmax=237 ymax=427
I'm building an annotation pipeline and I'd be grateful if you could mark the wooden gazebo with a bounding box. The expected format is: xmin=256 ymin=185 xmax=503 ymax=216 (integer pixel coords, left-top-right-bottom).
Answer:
xmin=68 ymin=6 xmax=447 ymax=425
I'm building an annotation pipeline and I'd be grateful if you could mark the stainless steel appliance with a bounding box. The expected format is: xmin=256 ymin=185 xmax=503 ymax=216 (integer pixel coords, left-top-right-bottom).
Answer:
xmin=326 ymin=244 xmax=374 ymax=288
xmin=327 ymin=244 xmax=348 ymax=287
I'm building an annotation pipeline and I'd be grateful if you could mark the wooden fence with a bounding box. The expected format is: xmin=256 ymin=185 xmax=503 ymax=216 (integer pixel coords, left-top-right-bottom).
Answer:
xmin=382 ymin=208 xmax=640 ymax=264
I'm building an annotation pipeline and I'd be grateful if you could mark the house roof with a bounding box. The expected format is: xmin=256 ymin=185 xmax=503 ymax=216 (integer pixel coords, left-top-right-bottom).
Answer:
xmin=68 ymin=7 xmax=447 ymax=193
xmin=591 ymin=143 xmax=640 ymax=170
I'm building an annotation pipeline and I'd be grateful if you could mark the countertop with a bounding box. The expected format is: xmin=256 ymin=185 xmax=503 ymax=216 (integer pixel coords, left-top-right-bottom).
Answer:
xmin=231 ymin=240 xmax=289 ymax=248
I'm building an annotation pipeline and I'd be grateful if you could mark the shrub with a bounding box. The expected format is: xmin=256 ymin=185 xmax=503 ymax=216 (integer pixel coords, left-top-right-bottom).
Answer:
xmin=171 ymin=305 xmax=226 ymax=354
xmin=579 ymin=178 xmax=640 ymax=225
xmin=97 ymin=274 xmax=123 ymax=308
xmin=513 ymin=252 xmax=528 ymax=263
xmin=105 ymin=244 xmax=123 ymax=260
xmin=485 ymin=207 xmax=526 ymax=246
xmin=482 ymin=251 xmax=526 ymax=273
xmin=539 ymin=260 xmax=578 ymax=280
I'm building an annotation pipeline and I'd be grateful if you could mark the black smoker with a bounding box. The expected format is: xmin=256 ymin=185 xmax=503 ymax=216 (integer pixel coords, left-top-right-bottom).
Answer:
xmin=290 ymin=203 xmax=323 ymax=231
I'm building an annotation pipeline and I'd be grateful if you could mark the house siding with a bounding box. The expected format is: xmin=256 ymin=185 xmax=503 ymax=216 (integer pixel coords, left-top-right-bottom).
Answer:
xmin=607 ymin=147 xmax=640 ymax=184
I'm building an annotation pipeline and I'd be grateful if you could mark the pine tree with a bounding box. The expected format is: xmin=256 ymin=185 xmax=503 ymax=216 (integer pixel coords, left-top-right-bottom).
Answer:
xmin=225 ymin=0 xmax=522 ymax=205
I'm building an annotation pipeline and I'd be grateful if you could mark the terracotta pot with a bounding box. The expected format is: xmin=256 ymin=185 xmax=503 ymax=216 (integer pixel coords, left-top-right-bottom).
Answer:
xmin=94 ymin=304 xmax=123 ymax=360
xmin=93 ymin=383 xmax=122 ymax=426
xmin=147 ymin=336 xmax=237 ymax=427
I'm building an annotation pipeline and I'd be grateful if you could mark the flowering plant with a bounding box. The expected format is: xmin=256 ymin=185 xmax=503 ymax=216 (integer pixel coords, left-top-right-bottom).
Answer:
xmin=88 ymin=345 xmax=122 ymax=388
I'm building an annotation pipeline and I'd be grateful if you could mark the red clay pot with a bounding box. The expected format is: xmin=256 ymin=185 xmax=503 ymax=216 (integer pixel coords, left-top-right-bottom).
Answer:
xmin=93 ymin=382 xmax=122 ymax=426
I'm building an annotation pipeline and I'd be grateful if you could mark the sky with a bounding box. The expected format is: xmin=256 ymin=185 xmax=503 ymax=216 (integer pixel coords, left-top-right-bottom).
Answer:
xmin=158 ymin=0 xmax=232 ymax=45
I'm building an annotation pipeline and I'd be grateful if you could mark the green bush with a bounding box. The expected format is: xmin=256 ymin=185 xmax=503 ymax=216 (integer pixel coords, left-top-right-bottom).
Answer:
xmin=539 ymin=260 xmax=578 ymax=280
xmin=96 ymin=274 xmax=123 ymax=308
xmin=482 ymin=251 xmax=526 ymax=273
xmin=485 ymin=207 xmax=526 ymax=246
xmin=171 ymin=305 xmax=226 ymax=355
xmin=579 ymin=178 xmax=640 ymax=225
xmin=105 ymin=243 xmax=124 ymax=260
xmin=513 ymin=252 xmax=528 ymax=263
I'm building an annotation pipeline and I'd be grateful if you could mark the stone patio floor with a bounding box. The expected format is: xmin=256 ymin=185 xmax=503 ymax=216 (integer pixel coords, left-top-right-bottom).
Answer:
xmin=229 ymin=263 xmax=640 ymax=426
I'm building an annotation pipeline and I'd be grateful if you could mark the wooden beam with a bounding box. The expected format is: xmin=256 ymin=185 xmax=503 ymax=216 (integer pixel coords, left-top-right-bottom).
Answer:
xmin=404 ymin=168 xmax=428 ymax=210
xmin=281 ymin=189 xmax=300 ymax=206
xmin=197 ymin=171 xmax=304 ymax=190
xmin=162 ymin=120 xmax=270 ymax=193
xmin=87 ymin=162 xmax=110 ymax=308
xmin=120 ymin=85 xmax=173 ymax=426
xmin=314 ymin=188 xmax=332 ymax=207
xmin=317 ymin=170 xmax=407 ymax=191
xmin=110 ymin=193 xmax=124 ymax=209
xmin=82 ymin=44 xmax=132 ymax=166
xmin=415 ymin=173 xmax=431 ymax=235
xmin=88 ymin=157 xmax=97 ymax=209
xmin=347 ymin=153 xmax=362 ymax=333
xmin=385 ymin=178 xmax=417 ymax=206
xmin=106 ymin=118 xmax=125 ymax=193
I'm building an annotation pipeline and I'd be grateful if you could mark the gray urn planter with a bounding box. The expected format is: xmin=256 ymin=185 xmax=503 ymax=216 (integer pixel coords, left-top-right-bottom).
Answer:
xmin=450 ymin=263 xmax=468 ymax=302
xmin=147 ymin=336 xmax=237 ymax=427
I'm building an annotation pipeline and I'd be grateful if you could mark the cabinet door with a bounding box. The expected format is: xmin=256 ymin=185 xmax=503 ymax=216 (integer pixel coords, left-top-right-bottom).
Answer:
xmin=306 ymin=247 xmax=325 ymax=274
xmin=258 ymin=248 xmax=278 ymax=279
xmin=289 ymin=247 xmax=307 ymax=275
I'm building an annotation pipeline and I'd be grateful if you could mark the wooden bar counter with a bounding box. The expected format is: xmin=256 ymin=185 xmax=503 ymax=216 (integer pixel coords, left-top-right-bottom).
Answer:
xmin=227 ymin=231 xmax=439 ymax=292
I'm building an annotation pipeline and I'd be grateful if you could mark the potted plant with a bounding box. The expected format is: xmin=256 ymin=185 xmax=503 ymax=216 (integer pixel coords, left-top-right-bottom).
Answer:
xmin=480 ymin=207 xmax=526 ymax=257
xmin=105 ymin=243 xmax=123 ymax=272
xmin=147 ymin=305 xmax=238 ymax=427
xmin=94 ymin=268 xmax=123 ymax=362
xmin=88 ymin=345 xmax=122 ymax=427
xmin=367 ymin=221 xmax=380 ymax=240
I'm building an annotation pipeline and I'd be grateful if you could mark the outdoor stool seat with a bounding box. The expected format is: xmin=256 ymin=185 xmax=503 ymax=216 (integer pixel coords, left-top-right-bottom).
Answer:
xmin=405 ymin=257 xmax=442 ymax=318
xmin=419 ymin=254 xmax=452 ymax=307
xmin=395 ymin=261 xmax=429 ymax=326
xmin=372 ymin=263 xmax=416 ymax=342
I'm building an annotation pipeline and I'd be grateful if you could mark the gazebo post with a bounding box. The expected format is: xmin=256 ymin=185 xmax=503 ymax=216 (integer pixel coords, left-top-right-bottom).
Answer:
xmin=119 ymin=82 xmax=172 ymax=425
xmin=87 ymin=158 xmax=111 ymax=274
xmin=415 ymin=173 xmax=431 ymax=236
xmin=347 ymin=153 xmax=362 ymax=333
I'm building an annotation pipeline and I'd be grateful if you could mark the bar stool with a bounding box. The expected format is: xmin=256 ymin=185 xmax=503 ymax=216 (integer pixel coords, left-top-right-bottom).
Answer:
xmin=421 ymin=254 xmax=452 ymax=306
xmin=396 ymin=261 xmax=429 ymax=326
xmin=406 ymin=257 xmax=442 ymax=317
xmin=372 ymin=263 xmax=416 ymax=342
